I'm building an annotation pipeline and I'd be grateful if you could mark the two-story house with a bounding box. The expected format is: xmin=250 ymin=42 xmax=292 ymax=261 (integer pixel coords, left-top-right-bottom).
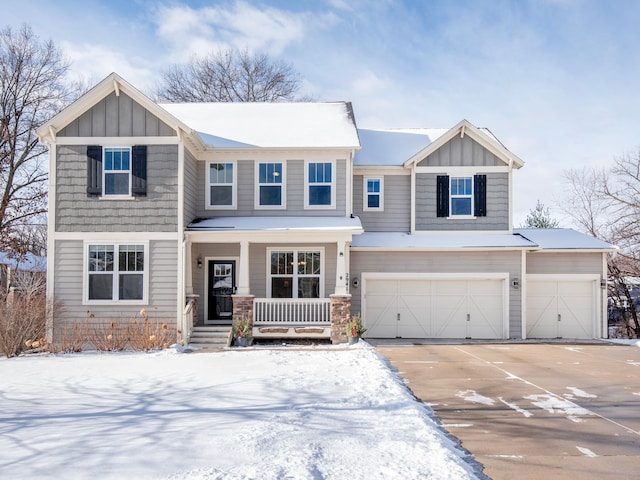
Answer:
xmin=37 ymin=73 xmax=615 ymax=346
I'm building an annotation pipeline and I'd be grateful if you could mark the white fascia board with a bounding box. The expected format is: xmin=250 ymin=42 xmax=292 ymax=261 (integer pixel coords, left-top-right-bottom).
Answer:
xmin=350 ymin=246 xmax=536 ymax=252
xmin=414 ymin=165 xmax=510 ymax=174
xmin=530 ymin=248 xmax=619 ymax=253
xmin=186 ymin=230 xmax=358 ymax=244
xmin=353 ymin=166 xmax=410 ymax=176
xmin=411 ymin=229 xmax=514 ymax=235
xmin=526 ymin=273 xmax=600 ymax=281
xmin=54 ymin=136 xmax=180 ymax=146
xmin=362 ymin=272 xmax=510 ymax=281
xmin=52 ymin=232 xmax=180 ymax=241
xmin=197 ymin=147 xmax=355 ymax=160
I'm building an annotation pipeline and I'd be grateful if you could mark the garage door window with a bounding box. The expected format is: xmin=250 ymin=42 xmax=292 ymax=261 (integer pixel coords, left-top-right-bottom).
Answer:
xmin=269 ymin=249 xmax=322 ymax=298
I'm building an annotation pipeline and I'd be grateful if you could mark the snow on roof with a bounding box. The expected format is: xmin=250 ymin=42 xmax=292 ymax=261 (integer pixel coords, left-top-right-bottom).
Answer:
xmin=159 ymin=102 xmax=360 ymax=149
xmin=351 ymin=232 xmax=536 ymax=249
xmin=514 ymin=228 xmax=617 ymax=251
xmin=187 ymin=216 xmax=363 ymax=233
xmin=354 ymin=127 xmax=499 ymax=166
xmin=0 ymin=252 xmax=46 ymax=272
xmin=354 ymin=129 xmax=447 ymax=166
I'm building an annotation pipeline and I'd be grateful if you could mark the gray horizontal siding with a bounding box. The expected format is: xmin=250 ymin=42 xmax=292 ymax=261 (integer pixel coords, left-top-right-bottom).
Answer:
xmin=526 ymin=252 xmax=603 ymax=275
xmin=349 ymin=250 xmax=522 ymax=338
xmin=415 ymin=172 xmax=509 ymax=231
xmin=58 ymin=92 xmax=175 ymax=137
xmin=52 ymin=239 xmax=178 ymax=342
xmin=56 ymin=145 xmax=179 ymax=232
xmin=194 ymin=159 xmax=347 ymax=218
xmin=417 ymin=135 xmax=502 ymax=167
xmin=353 ymin=175 xmax=411 ymax=232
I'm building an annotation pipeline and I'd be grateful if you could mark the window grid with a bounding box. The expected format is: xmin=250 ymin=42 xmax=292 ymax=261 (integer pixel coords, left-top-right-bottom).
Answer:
xmin=450 ymin=176 xmax=473 ymax=216
xmin=258 ymin=162 xmax=284 ymax=207
xmin=364 ymin=177 xmax=382 ymax=210
xmin=103 ymin=147 xmax=131 ymax=196
xmin=87 ymin=243 xmax=145 ymax=302
xmin=307 ymin=162 xmax=333 ymax=207
xmin=269 ymin=250 xmax=321 ymax=298
xmin=208 ymin=162 xmax=235 ymax=208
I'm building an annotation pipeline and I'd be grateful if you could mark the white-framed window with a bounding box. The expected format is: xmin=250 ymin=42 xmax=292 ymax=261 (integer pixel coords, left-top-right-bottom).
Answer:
xmin=363 ymin=177 xmax=383 ymax=211
xmin=305 ymin=161 xmax=335 ymax=208
xmin=103 ymin=147 xmax=131 ymax=196
xmin=268 ymin=248 xmax=323 ymax=298
xmin=85 ymin=242 xmax=148 ymax=304
xmin=450 ymin=176 xmax=473 ymax=216
xmin=207 ymin=161 xmax=236 ymax=209
xmin=256 ymin=162 xmax=285 ymax=208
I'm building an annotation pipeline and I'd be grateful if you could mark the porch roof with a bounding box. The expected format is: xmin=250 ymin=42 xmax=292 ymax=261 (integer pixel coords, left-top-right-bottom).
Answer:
xmin=350 ymin=231 xmax=537 ymax=250
xmin=186 ymin=216 xmax=363 ymax=234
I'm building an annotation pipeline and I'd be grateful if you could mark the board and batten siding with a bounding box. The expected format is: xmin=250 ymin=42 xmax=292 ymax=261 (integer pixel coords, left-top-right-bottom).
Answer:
xmin=415 ymin=172 xmax=509 ymax=231
xmin=526 ymin=252 xmax=604 ymax=275
xmin=52 ymin=239 xmax=178 ymax=342
xmin=57 ymin=92 xmax=175 ymax=137
xmin=349 ymin=250 xmax=523 ymax=338
xmin=416 ymin=134 xmax=503 ymax=167
xmin=352 ymin=174 xmax=411 ymax=232
xmin=194 ymin=159 xmax=348 ymax=218
xmin=55 ymin=145 xmax=179 ymax=232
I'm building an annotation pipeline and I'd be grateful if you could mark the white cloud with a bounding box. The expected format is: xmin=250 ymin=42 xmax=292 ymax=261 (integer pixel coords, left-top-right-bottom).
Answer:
xmin=154 ymin=1 xmax=310 ymax=61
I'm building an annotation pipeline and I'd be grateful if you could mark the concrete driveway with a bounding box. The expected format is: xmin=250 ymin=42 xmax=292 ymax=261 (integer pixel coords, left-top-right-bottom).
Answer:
xmin=374 ymin=342 xmax=640 ymax=480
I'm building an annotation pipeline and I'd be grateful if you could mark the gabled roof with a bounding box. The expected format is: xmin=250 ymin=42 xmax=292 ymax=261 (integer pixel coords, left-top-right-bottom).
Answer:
xmin=400 ymin=119 xmax=525 ymax=169
xmin=36 ymin=73 xmax=194 ymax=144
xmin=160 ymin=102 xmax=360 ymax=149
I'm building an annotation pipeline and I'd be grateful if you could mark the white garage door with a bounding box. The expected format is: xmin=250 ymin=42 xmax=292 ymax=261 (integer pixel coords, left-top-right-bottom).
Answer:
xmin=364 ymin=277 xmax=506 ymax=339
xmin=526 ymin=277 xmax=597 ymax=339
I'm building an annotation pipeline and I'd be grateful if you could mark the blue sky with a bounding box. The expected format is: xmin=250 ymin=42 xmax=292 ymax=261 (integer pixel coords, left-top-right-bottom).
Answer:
xmin=6 ymin=0 xmax=640 ymax=225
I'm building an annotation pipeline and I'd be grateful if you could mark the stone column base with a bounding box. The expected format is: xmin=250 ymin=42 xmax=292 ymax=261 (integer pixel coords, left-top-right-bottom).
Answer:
xmin=330 ymin=294 xmax=352 ymax=344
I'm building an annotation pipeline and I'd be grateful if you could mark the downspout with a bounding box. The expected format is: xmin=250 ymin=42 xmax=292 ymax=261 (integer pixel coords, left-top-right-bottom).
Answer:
xmin=45 ymin=139 xmax=56 ymax=344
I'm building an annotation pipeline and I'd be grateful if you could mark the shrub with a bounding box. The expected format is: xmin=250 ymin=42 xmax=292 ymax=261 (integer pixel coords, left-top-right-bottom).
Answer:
xmin=0 ymin=292 xmax=46 ymax=358
xmin=89 ymin=320 xmax=128 ymax=352
xmin=126 ymin=308 xmax=171 ymax=351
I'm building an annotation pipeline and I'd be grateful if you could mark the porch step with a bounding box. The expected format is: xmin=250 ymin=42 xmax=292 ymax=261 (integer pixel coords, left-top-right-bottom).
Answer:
xmin=188 ymin=326 xmax=232 ymax=349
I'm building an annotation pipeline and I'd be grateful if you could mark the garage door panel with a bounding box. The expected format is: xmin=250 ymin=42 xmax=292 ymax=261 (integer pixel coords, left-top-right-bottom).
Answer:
xmin=365 ymin=282 xmax=398 ymax=338
xmin=527 ymin=279 xmax=596 ymax=339
xmin=365 ymin=277 xmax=506 ymax=339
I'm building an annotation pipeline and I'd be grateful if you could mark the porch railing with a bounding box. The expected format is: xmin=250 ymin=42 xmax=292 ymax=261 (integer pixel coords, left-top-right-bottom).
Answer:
xmin=254 ymin=298 xmax=331 ymax=325
xmin=182 ymin=297 xmax=196 ymax=344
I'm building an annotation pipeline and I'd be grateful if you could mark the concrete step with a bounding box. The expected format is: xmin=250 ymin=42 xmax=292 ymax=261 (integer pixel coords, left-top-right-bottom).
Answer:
xmin=188 ymin=326 xmax=232 ymax=349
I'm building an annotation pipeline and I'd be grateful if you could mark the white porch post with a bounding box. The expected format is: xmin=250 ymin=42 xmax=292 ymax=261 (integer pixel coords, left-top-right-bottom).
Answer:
xmin=238 ymin=240 xmax=250 ymax=295
xmin=335 ymin=239 xmax=348 ymax=295
xmin=184 ymin=238 xmax=193 ymax=295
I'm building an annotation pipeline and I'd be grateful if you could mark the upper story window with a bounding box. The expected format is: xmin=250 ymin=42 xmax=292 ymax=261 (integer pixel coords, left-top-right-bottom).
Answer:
xmin=86 ymin=243 xmax=147 ymax=304
xmin=450 ymin=177 xmax=472 ymax=216
xmin=86 ymin=145 xmax=147 ymax=198
xmin=306 ymin=161 xmax=335 ymax=208
xmin=256 ymin=162 xmax=284 ymax=208
xmin=437 ymin=174 xmax=487 ymax=218
xmin=104 ymin=147 xmax=131 ymax=196
xmin=364 ymin=177 xmax=383 ymax=211
xmin=208 ymin=162 xmax=235 ymax=209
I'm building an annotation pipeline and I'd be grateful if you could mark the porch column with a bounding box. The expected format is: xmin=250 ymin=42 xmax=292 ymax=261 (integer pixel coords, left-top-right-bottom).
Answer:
xmin=334 ymin=239 xmax=348 ymax=295
xmin=238 ymin=240 xmax=250 ymax=295
xmin=184 ymin=238 xmax=193 ymax=295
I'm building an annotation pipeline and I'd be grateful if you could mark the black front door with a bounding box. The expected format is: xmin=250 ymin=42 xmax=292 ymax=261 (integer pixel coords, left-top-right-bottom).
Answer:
xmin=207 ymin=260 xmax=236 ymax=323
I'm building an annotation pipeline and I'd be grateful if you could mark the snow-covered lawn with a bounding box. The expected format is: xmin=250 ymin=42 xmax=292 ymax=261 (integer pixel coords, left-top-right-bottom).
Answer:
xmin=0 ymin=344 xmax=482 ymax=480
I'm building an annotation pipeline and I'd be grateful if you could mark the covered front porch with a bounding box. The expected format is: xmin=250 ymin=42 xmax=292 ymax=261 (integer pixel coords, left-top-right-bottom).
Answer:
xmin=180 ymin=216 xmax=362 ymax=344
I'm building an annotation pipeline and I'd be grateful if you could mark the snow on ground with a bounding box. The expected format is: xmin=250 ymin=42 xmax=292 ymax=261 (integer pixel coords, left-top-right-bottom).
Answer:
xmin=0 ymin=345 xmax=482 ymax=480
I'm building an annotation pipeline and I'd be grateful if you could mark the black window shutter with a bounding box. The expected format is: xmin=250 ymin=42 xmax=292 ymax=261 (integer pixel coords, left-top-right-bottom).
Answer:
xmin=86 ymin=145 xmax=102 ymax=197
xmin=436 ymin=175 xmax=449 ymax=217
xmin=474 ymin=174 xmax=487 ymax=217
xmin=131 ymin=145 xmax=147 ymax=197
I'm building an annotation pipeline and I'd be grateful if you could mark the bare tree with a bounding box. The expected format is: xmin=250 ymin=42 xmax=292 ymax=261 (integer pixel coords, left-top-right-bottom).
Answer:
xmin=155 ymin=48 xmax=303 ymax=103
xmin=563 ymin=154 xmax=640 ymax=338
xmin=0 ymin=24 xmax=72 ymax=253
xmin=520 ymin=200 xmax=559 ymax=228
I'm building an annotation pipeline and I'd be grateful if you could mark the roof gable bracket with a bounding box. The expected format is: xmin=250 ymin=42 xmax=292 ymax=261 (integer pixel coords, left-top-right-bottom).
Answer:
xmin=113 ymin=79 xmax=120 ymax=97
xmin=460 ymin=125 xmax=466 ymax=138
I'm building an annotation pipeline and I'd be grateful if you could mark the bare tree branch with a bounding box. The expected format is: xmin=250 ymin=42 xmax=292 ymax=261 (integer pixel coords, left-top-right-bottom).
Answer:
xmin=155 ymin=47 xmax=304 ymax=103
